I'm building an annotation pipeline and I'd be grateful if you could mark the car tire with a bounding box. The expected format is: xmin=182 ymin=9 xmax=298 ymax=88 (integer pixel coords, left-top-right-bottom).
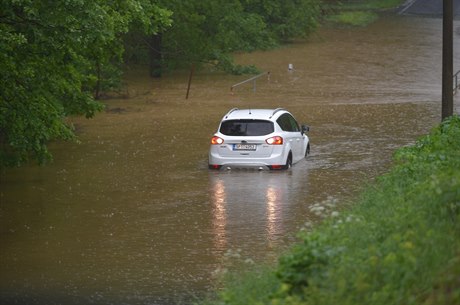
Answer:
xmin=284 ymin=153 xmax=292 ymax=170
xmin=305 ymin=144 xmax=310 ymax=158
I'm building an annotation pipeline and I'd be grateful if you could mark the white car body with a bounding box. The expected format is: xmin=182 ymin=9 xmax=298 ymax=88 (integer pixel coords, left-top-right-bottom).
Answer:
xmin=209 ymin=108 xmax=310 ymax=170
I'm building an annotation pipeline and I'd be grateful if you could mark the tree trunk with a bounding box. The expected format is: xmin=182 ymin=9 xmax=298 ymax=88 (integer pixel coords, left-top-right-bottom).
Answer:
xmin=95 ymin=61 xmax=101 ymax=100
xmin=149 ymin=33 xmax=163 ymax=78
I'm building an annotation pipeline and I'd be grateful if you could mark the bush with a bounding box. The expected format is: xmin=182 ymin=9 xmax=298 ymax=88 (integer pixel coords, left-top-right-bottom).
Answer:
xmin=274 ymin=115 xmax=460 ymax=305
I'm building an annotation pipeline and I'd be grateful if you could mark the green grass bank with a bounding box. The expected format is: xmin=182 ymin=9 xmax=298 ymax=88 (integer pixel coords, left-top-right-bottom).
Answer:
xmin=324 ymin=0 xmax=406 ymax=26
xmin=201 ymin=115 xmax=460 ymax=305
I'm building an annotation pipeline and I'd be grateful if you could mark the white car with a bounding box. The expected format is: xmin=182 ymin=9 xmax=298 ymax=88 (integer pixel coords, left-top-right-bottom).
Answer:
xmin=209 ymin=108 xmax=310 ymax=170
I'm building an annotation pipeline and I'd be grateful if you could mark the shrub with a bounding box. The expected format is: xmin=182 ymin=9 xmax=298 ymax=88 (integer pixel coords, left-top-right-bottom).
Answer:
xmin=273 ymin=116 xmax=460 ymax=305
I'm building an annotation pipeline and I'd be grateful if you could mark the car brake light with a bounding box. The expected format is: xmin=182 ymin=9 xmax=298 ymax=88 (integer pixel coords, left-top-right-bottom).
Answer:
xmin=266 ymin=136 xmax=283 ymax=145
xmin=211 ymin=136 xmax=224 ymax=145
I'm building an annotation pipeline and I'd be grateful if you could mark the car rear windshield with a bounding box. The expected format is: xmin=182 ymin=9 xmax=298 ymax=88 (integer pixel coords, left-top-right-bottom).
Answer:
xmin=219 ymin=120 xmax=274 ymax=136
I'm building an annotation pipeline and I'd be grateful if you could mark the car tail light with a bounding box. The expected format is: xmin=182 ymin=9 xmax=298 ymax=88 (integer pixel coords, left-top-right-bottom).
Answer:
xmin=270 ymin=165 xmax=283 ymax=170
xmin=266 ymin=136 xmax=283 ymax=145
xmin=211 ymin=136 xmax=224 ymax=145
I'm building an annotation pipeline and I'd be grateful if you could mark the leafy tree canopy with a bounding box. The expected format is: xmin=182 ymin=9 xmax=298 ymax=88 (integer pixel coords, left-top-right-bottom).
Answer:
xmin=0 ymin=0 xmax=172 ymax=166
xmin=132 ymin=0 xmax=321 ymax=74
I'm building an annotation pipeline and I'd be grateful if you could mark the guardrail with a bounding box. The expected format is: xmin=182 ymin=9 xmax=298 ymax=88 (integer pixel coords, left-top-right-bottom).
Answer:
xmin=455 ymin=70 xmax=460 ymax=96
xmin=230 ymin=72 xmax=270 ymax=93
xmin=229 ymin=70 xmax=460 ymax=96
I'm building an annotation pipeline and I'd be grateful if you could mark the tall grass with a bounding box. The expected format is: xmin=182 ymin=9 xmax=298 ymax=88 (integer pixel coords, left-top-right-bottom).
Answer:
xmin=201 ymin=115 xmax=460 ymax=305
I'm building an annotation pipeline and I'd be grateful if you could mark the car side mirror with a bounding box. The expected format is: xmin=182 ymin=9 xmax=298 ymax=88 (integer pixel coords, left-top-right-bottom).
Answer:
xmin=301 ymin=124 xmax=310 ymax=134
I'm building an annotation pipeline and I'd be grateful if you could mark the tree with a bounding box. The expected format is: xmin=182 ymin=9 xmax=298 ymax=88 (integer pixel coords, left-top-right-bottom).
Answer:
xmin=244 ymin=0 xmax=321 ymax=42
xmin=0 ymin=0 xmax=171 ymax=166
xmin=141 ymin=0 xmax=321 ymax=76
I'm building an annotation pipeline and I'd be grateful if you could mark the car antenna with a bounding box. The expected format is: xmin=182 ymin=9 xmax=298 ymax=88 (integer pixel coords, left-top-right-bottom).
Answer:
xmin=249 ymin=108 xmax=252 ymax=115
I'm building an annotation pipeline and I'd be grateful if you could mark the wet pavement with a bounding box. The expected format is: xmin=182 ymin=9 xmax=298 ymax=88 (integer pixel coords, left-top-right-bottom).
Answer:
xmin=399 ymin=0 xmax=460 ymax=17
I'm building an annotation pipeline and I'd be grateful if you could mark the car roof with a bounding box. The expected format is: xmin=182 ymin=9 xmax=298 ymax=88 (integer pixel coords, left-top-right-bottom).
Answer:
xmin=222 ymin=108 xmax=288 ymax=121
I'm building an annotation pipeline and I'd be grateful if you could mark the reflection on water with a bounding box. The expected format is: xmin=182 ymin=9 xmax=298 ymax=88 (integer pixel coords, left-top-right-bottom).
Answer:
xmin=209 ymin=169 xmax=309 ymax=253
xmin=1 ymin=16 xmax=459 ymax=305
xmin=210 ymin=178 xmax=227 ymax=251
xmin=266 ymin=186 xmax=280 ymax=240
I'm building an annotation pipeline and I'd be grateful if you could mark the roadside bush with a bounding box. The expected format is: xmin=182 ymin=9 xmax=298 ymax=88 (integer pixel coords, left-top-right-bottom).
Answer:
xmin=274 ymin=115 xmax=460 ymax=305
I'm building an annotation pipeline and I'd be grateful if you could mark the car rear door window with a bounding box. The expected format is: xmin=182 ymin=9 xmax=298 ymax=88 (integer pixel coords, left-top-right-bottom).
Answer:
xmin=220 ymin=120 xmax=274 ymax=136
xmin=287 ymin=115 xmax=300 ymax=132
xmin=277 ymin=114 xmax=299 ymax=132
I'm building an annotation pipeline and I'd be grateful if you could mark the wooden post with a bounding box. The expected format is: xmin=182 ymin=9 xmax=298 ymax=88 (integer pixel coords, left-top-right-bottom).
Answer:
xmin=442 ymin=0 xmax=453 ymax=120
xmin=186 ymin=64 xmax=195 ymax=100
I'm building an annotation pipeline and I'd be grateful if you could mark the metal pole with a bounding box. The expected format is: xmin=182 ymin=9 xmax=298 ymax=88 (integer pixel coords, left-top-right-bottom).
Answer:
xmin=186 ymin=64 xmax=195 ymax=100
xmin=442 ymin=0 xmax=453 ymax=120
xmin=455 ymin=71 xmax=458 ymax=95
xmin=230 ymin=72 xmax=269 ymax=91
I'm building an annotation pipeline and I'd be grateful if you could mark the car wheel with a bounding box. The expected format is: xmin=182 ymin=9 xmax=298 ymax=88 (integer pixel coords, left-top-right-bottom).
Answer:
xmin=284 ymin=153 xmax=292 ymax=170
xmin=305 ymin=144 xmax=310 ymax=158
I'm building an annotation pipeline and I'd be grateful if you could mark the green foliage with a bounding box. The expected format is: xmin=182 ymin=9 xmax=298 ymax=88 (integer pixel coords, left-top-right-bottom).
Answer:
xmin=244 ymin=0 xmax=321 ymax=42
xmin=133 ymin=0 xmax=321 ymax=74
xmin=325 ymin=0 xmax=404 ymax=26
xmin=276 ymin=233 xmax=335 ymax=296
xmin=206 ymin=267 xmax=280 ymax=305
xmin=202 ymin=116 xmax=460 ymax=305
xmin=0 ymin=0 xmax=171 ymax=166
xmin=154 ymin=0 xmax=277 ymax=72
xmin=326 ymin=11 xmax=378 ymax=26
xmin=339 ymin=0 xmax=404 ymax=10
xmin=213 ymin=52 xmax=261 ymax=75
xmin=273 ymin=116 xmax=460 ymax=305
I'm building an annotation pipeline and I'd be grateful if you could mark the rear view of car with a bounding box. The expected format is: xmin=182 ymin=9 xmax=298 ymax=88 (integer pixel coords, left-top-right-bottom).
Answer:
xmin=209 ymin=108 xmax=310 ymax=170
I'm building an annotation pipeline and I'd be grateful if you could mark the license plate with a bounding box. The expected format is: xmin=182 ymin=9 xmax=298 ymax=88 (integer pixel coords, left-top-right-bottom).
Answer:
xmin=233 ymin=144 xmax=256 ymax=151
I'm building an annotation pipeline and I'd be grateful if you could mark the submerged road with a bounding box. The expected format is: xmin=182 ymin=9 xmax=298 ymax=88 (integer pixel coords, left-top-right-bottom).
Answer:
xmin=399 ymin=0 xmax=460 ymax=17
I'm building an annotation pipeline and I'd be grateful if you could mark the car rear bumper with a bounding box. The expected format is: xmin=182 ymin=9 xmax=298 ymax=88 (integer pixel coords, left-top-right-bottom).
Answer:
xmin=208 ymin=151 xmax=287 ymax=170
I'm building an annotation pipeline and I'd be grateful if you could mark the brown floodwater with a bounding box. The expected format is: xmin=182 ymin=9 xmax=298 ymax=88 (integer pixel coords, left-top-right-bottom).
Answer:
xmin=1 ymin=16 xmax=459 ymax=305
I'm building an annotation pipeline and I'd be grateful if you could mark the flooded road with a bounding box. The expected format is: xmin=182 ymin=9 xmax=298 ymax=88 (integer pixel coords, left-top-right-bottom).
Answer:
xmin=1 ymin=16 xmax=459 ymax=305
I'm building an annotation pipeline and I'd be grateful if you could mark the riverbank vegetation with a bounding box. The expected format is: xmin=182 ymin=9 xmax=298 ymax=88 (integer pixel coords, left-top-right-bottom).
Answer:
xmin=0 ymin=0 xmax=172 ymax=166
xmin=203 ymin=115 xmax=460 ymax=305
xmin=325 ymin=0 xmax=405 ymax=26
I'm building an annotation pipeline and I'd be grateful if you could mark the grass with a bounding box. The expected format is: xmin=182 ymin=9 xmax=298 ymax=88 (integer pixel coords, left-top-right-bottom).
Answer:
xmin=324 ymin=0 xmax=405 ymax=26
xmin=339 ymin=0 xmax=405 ymax=10
xmin=200 ymin=115 xmax=460 ymax=305
xmin=326 ymin=11 xmax=378 ymax=26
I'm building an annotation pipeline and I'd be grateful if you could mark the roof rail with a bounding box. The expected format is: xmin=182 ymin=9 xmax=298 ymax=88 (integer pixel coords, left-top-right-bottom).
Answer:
xmin=269 ymin=108 xmax=286 ymax=119
xmin=225 ymin=108 xmax=239 ymax=119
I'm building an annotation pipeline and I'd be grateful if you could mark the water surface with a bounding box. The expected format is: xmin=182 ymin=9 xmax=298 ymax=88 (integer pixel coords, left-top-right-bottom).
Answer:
xmin=1 ymin=16 xmax=459 ymax=305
